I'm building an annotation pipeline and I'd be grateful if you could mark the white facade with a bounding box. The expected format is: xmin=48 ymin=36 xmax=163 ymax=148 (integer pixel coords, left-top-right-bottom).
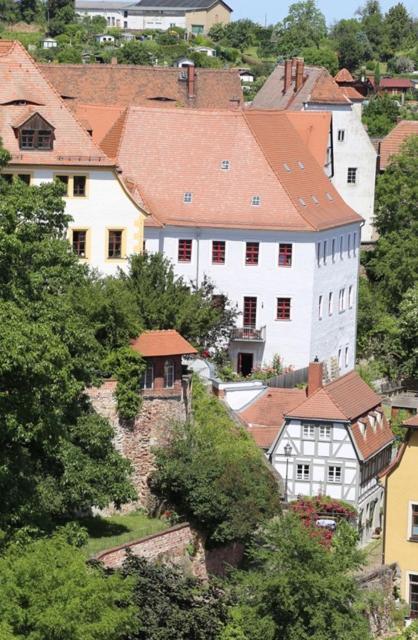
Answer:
xmin=145 ymin=221 xmax=361 ymax=373
xmin=306 ymin=103 xmax=377 ymax=243
xmin=128 ymin=12 xmax=186 ymax=30
xmin=77 ymin=7 xmax=129 ymax=28
xmin=269 ymin=418 xmax=388 ymax=544
xmin=6 ymin=167 xmax=143 ymax=275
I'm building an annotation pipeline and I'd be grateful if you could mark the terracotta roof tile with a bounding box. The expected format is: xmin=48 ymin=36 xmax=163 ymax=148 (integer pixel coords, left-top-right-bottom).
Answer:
xmin=323 ymin=371 xmax=382 ymax=420
xmin=240 ymin=387 xmax=306 ymax=448
xmin=350 ymin=414 xmax=394 ymax=460
xmin=380 ymin=120 xmax=418 ymax=169
xmin=74 ymin=103 xmax=125 ymax=148
xmin=111 ymin=107 xmax=361 ymax=232
xmin=252 ymin=63 xmax=350 ymax=111
xmin=0 ymin=41 xmax=14 ymax=55
xmin=340 ymin=86 xmax=364 ymax=101
xmin=130 ymin=330 xmax=197 ymax=357
xmin=286 ymin=388 xmax=348 ymax=421
xmin=335 ymin=68 xmax=354 ymax=83
xmin=40 ymin=64 xmax=243 ymax=110
xmin=404 ymin=414 xmax=418 ymax=428
xmin=285 ymin=111 xmax=331 ymax=166
xmin=380 ymin=78 xmax=413 ymax=89
xmin=0 ymin=41 xmax=113 ymax=167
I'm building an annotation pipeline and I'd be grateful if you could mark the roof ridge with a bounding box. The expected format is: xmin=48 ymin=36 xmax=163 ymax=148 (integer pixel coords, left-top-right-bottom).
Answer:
xmin=11 ymin=41 xmax=114 ymax=165
xmin=40 ymin=63 xmax=238 ymax=73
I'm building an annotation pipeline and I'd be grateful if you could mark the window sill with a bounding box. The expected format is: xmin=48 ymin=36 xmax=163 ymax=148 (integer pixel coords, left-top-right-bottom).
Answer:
xmin=408 ymin=538 xmax=418 ymax=543
xmin=275 ymin=318 xmax=291 ymax=322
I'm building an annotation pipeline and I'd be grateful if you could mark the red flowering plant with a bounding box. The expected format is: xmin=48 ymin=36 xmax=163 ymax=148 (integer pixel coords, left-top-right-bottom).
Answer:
xmin=290 ymin=495 xmax=357 ymax=546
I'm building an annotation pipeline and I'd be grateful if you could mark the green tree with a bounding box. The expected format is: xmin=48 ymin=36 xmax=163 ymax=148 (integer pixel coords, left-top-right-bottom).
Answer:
xmin=301 ymin=46 xmax=339 ymax=74
xmin=362 ymin=93 xmax=400 ymax=136
xmin=122 ymin=554 xmax=228 ymax=639
xmin=0 ymin=153 xmax=136 ymax=536
xmin=374 ymin=61 xmax=381 ymax=86
xmin=398 ymin=284 xmax=418 ymax=379
xmin=384 ymin=3 xmax=414 ymax=51
xmin=124 ymin=252 xmax=238 ymax=351
xmin=223 ymin=514 xmax=370 ymax=640
xmin=357 ymin=0 xmax=385 ymax=57
xmin=375 ymin=136 xmax=418 ymax=235
xmin=117 ymin=41 xmax=159 ymax=65
xmin=274 ymin=0 xmax=327 ymax=57
xmin=0 ymin=535 xmax=137 ymax=639
xmin=331 ymin=19 xmax=372 ymax=71
xmin=150 ymin=378 xmax=280 ymax=547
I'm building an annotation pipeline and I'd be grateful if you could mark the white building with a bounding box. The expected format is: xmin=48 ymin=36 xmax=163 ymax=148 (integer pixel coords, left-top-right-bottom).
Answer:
xmin=259 ymin=362 xmax=394 ymax=543
xmin=94 ymin=105 xmax=363 ymax=374
xmin=75 ymin=0 xmax=232 ymax=34
xmin=252 ymin=59 xmax=377 ymax=243
xmin=41 ymin=37 xmax=58 ymax=49
xmin=95 ymin=33 xmax=116 ymax=44
xmin=0 ymin=41 xmax=147 ymax=276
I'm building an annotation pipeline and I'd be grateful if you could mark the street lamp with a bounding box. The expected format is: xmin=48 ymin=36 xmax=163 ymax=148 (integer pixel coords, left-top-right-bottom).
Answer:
xmin=284 ymin=443 xmax=292 ymax=503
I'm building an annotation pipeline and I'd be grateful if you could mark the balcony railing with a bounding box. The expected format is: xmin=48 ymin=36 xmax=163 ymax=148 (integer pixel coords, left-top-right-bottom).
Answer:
xmin=231 ymin=326 xmax=266 ymax=342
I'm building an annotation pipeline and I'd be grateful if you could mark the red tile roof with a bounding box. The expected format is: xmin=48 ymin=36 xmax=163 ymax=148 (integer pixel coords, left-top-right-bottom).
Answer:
xmin=130 ymin=330 xmax=197 ymax=357
xmin=252 ymin=63 xmax=350 ymax=111
xmin=380 ymin=120 xmax=418 ymax=169
xmin=340 ymin=86 xmax=365 ymax=101
xmin=403 ymin=414 xmax=418 ymax=428
xmin=286 ymin=371 xmax=394 ymax=460
xmin=380 ymin=78 xmax=413 ymax=89
xmin=109 ymin=106 xmax=361 ymax=232
xmin=40 ymin=64 xmax=243 ymax=110
xmin=239 ymin=387 xmax=306 ymax=448
xmin=335 ymin=68 xmax=354 ymax=83
xmin=74 ymin=103 xmax=125 ymax=149
xmin=285 ymin=112 xmax=331 ymax=167
xmin=0 ymin=41 xmax=113 ymax=167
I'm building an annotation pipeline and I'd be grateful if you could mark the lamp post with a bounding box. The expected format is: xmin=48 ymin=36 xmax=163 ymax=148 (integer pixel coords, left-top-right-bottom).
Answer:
xmin=284 ymin=443 xmax=292 ymax=503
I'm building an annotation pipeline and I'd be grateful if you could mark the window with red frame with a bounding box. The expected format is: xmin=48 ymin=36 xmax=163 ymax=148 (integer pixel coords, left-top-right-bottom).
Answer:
xmin=245 ymin=242 xmax=259 ymax=265
xmin=212 ymin=240 xmax=225 ymax=264
xmin=243 ymin=296 xmax=257 ymax=327
xmin=277 ymin=297 xmax=291 ymax=320
xmin=279 ymin=243 xmax=292 ymax=267
xmin=178 ymin=239 xmax=192 ymax=262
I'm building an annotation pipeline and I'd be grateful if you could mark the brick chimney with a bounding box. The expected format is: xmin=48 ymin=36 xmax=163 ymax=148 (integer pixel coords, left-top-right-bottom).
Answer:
xmin=307 ymin=358 xmax=323 ymax=396
xmin=187 ymin=64 xmax=196 ymax=99
xmin=295 ymin=57 xmax=305 ymax=92
xmin=283 ymin=59 xmax=292 ymax=94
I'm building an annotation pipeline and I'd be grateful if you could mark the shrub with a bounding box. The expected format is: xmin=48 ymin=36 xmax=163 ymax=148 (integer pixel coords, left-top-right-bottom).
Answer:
xmin=150 ymin=378 xmax=281 ymax=547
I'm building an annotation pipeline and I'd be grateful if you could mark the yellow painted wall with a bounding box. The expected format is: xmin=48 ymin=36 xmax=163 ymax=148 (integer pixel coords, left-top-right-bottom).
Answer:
xmin=384 ymin=430 xmax=418 ymax=601
xmin=186 ymin=2 xmax=231 ymax=33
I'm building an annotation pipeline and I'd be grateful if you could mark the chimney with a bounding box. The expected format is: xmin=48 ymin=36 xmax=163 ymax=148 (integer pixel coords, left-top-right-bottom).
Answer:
xmin=187 ymin=64 xmax=196 ymax=99
xmin=295 ymin=57 xmax=304 ymax=92
xmin=283 ymin=59 xmax=292 ymax=94
xmin=307 ymin=358 xmax=323 ymax=396
xmin=111 ymin=56 xmax=118 ymax=65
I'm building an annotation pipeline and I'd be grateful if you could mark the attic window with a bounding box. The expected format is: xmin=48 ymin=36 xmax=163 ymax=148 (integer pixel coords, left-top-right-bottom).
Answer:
xmin=251 ymin=195 xmax=261 ymax=207
xmin=17 ymin=113 xmax=54 ymax=151
xmin=283 ymin=163 xmax=291 ymax=172
xmin=312 ymin=195 xmax=319 ymax=204
xmin=221 ymin=160 xmax=230 ymax=171
xmin=325 ymin=192 xmax=333 ymax=201
xmin=299 ymin=197 xmax=306 ymax=206
xmin=183 ymin=192 xmax=192 ymax=203
xmin=298 ymin=161 xmax=305 ymax=169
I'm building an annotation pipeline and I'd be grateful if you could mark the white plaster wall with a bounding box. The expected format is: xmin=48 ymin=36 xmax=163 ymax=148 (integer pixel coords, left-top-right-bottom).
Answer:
xmin=310 ymin=223 xmax=360 ymax=374
xmin=128 ymin=13 xmax=186 ymax=30
xmin=33 ymin=169 xmax=141 ymax=275
xmin=145 ymin=225 xmax=360 ymax=373
xmin=306 ymin=104 xmax=377 ymax=243
xmin=76 ymin=7 xmax=126 ymax=27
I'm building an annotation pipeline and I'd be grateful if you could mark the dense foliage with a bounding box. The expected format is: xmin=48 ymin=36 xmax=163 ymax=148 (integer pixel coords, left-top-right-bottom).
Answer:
xmin=0 ymin=534 xmax=137 ymax=639
xmin=358 ymin=136 xmax=418 ymax=380
xmin=0 ymin=163 xmax=136 ymax=538
xmin=363 ymin=94 xmax=400 ymax=137
xmin=122 ymin=554 xmax=228 ymax=639
xmin=221 ymin=514 xmax=369 ymax=640
xmin=151 ymin=378 xmax=281 ymax=547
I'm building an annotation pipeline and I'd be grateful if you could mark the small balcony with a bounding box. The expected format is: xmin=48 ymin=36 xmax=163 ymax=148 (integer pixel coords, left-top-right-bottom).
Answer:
xmin=231 ymin=326 xmax=266 ymax=342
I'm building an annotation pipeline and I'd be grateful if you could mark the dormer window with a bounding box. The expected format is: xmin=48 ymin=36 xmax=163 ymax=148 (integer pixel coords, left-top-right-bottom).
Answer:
xmin=251 ymin=195 xmax=261 ymax=207
xmin=183 ymin=192 xmax=192 ymax=203
xmin=221 ymin=160 xmax=230 ymax=171
xmin=16 ymin=113 xmax=54 ymax=151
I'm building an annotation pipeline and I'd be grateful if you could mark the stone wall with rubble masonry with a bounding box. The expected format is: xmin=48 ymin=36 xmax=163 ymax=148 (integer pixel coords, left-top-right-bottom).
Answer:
xmin=87 ymin=379 xmax=189 ymax=512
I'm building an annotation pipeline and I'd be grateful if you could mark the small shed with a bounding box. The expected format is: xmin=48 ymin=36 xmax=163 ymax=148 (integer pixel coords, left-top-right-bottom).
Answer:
xmin=239 ymin=69 xmax=255 ymax=84
xmin=121 ymin=31 xmax=135 ymax=42
xmin=192 ymin=46 xmax=216 ymax=57
xmin=175 ymin=57 xmax=195 ymax=68
xmin=42 ymin=38 xmax=58 ymax=49
xmin=130 ymin=330 xmax=197 ymax=396
xmin=95 ymin=34 xmax=115 ymax=45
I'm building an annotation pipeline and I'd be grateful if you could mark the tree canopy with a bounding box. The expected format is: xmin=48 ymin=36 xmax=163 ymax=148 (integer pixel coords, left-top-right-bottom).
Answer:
xmin=150 ymin=378 xmax=281 ymax=547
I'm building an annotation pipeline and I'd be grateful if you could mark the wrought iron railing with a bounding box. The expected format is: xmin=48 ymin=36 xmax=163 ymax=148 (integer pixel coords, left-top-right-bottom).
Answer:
xmin=231 ymin=326 xmax=266 ymax=341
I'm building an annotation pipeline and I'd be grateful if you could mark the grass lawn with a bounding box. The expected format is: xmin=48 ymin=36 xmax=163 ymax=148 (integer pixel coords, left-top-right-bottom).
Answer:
xmin=81 ymin=510 xmax=169 ymax=558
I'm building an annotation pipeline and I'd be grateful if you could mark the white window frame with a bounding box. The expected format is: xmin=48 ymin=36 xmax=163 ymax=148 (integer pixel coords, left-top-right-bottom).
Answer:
xmin=319 ymin=425 xmax=331 ymax=440
xmin=328 ymin=291 xmax=334 ymax=316
xmin=318 ymin=295 xmax=323 ymax=320
xmin=251 ymin=195 xmax=261 ymax=207
xmin=347 ymin=167 xmax=357 ymax=184
xmin=327 ymin=465 xmax=342 ymax=484
xmin=221 ymin=160 xmax=230 ymax=171
xmin=348 ymin=285 xmax=354 ymax=308
xmin=303 ymin=424 xmax=315 ymax=439
xmin=183 ymin=192 xmax=192 ymax=203
xmin=339 ymin=288 xmax=346 ymax=313
xmin=296 ymin=463 xmax=310 ymax=481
